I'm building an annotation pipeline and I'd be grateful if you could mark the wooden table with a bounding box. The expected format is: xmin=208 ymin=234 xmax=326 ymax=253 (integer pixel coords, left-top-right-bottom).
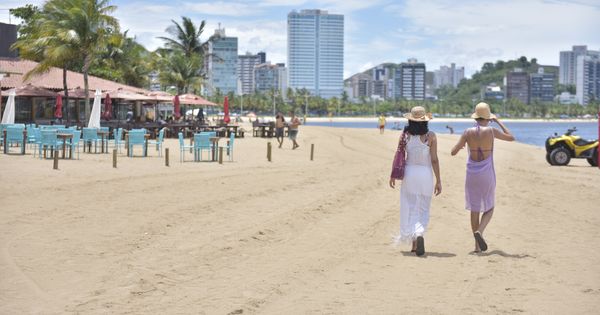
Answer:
xmin=3 ymin=129 xmax=27 ymax=155
xmin=256 ymin=124 xmax=273 ymax=138
xmin=125 ymin=133 xmax=150 ymax=157
xmin=97 ymin=130 xmax=109 ymax=153
xmin=57 ymin=133 xmax=73 ymax=159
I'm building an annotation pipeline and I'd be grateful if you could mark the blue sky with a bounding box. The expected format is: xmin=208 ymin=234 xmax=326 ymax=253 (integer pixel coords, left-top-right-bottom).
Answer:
xmin=2 ymin=0 xmax=600 ymax=78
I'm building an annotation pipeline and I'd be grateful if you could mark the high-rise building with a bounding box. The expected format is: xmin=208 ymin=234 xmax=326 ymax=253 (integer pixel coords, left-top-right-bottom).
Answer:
xmin=237 ymin=52 xmax=263 ymax=95
xmin=254 ymin=63 xmax=278 ymax=93
xmin=433 ymin=63 xmax=464 ymax=88
xmin=288 ymin=9 xmax=344 ymax=98
xmin=505 ymin=68 xmax=530 ymax=104
xmin=559 ymin=45 xmax=600 ymax=85
xmin=0 ymin=23 xmax=18 ymax=58
xmin=394 ymin=59 xmax=426 ymax=100
xmin=530 ymin=68 xmax=556 ymax=102
xmin=576 ymin=54 xmax=600 ymax=105
xmin=206 ymin=27 xmax=238 ymax=96
xmin=276 ymin=63 xmax=288 ymax=99
xmin=257 ymin=52 xmax=266 ymax=64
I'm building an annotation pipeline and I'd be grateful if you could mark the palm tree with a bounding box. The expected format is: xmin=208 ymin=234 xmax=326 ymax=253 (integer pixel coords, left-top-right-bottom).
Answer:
xmin=11 ymin=4 xmax=78 ymax=122
xmin=157 ymin=17 xmax=207 ymax=57
xmin=40 ymin=0 xmax=119 ymax=120
xmin=155 ymin=49 xmax=202 ymax=94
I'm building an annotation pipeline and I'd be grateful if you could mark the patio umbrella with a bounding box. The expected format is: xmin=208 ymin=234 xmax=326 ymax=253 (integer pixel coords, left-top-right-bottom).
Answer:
xmin=174 ymin=95 xmax=181 ymax=119
xmin=0 ymin=90 xmax=16 ymax=124
xmin=102 ymin=93 xmax=112 ymax=120
xmin=88 ymin=90 xmax=102 ymax=128
xmin=54 ymin=94 xmax=63 ymax=119
xmin=223 ymin=96 xmax=230 ymax=123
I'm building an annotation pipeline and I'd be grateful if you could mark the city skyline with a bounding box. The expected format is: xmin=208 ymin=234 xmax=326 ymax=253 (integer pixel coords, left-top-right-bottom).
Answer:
xmin=2 ymin=0 xmax=600 ymax=79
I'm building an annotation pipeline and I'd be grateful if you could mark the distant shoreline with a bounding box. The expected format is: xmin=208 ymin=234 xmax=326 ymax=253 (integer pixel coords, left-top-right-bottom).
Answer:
xmin=302 ymin=117 xmax=598 ymax=123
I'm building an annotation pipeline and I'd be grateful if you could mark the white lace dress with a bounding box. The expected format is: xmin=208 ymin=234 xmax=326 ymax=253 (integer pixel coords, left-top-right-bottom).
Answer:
xmin=395 ymin=134 xmax=434 ymax=244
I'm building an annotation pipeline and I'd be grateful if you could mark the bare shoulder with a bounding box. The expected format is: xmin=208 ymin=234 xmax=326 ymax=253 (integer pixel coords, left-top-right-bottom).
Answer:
xmin=428 ymin=131 xmax=437 ymax=139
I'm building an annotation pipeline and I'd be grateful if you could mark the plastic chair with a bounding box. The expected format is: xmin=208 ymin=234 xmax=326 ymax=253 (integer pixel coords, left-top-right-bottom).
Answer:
xmin=4 ymin=125 xmax=26 ymax=154
xmin=222 ymin=132 xmax=235 ymax=161
xmin=82 ymin=128 xmax=100 ymax=153
xmin=194 ymin=133 xmax=212 ymax=161
xmin=27 ymin=127 xmax=40 ymax=149
xmin=127 ymin=130 xmax=146 ymax=157
xmin=111 ymin=128 xmax=123 ymax=152
xmin=147 ymin=128 xmax=165 ymax=156
xmin=178 ymin=132 xmax=193 ymax=162
xmin=38 ymin=129 xmax=60 ymax=159
xmin=68 ymin=129 xmax=82 ymax=159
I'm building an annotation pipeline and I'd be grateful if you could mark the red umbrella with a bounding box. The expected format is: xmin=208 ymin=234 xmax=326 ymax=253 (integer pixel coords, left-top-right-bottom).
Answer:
xmin=54 ymin=94 xmax=63 ymax=119
xmin=102 ymin=93 xmax=112 ymax=120
xmin=174 ymin=95 xmax=181 ymax=119
xmin=223 ymin=96 xmax=230 ymax=124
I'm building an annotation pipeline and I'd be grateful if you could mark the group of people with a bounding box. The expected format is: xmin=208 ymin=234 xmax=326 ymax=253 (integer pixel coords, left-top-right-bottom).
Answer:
xmin=274 ymin=111 xmax=301 ymax=149
xmin=390 ymin=102 xmax=514 ymax=256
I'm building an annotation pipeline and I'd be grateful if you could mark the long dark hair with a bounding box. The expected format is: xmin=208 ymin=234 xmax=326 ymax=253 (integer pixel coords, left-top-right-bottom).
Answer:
xmin=404 ymin=120 xmax=429 ymax=135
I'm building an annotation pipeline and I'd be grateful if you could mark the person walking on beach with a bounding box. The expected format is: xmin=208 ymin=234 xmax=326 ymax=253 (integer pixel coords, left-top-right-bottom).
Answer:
xmin=451 ymin=102 xmax=514 ymax=253
xmin=288 ymin=111 xmax=301 ymax=150
xmin=378 ymin=114 xmax=386 ymax=134
xmin=389 ymin=106 xmax=442 ymax=256
xmin=275 ymin=112 xmax=286 ymax=148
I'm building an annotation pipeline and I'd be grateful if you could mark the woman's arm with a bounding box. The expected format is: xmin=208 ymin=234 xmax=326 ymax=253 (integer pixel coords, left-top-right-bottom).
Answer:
xmin=429 ymin=132 xmax=442 ymax=196
xmin=451 ymin=132 xmax=467 ymax=156
xmin=492 ymin=118 xmax=515 ymax=141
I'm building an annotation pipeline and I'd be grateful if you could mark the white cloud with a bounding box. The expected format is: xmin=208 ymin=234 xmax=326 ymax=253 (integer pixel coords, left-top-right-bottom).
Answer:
xmin=390 ymin=0 xmax=600 ymax=76
xmin=183 ymin=1 xmax=264 ymax=17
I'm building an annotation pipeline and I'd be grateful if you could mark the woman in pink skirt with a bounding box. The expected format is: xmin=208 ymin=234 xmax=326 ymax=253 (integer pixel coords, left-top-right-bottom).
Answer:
xmin=451 ymin=103 xmax=514 ymax=252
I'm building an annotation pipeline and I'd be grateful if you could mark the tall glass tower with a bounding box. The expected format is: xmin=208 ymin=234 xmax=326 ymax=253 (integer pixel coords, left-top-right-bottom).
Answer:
xmin=206 ymin=28 xmax=238 ymax=96
xmin=287 ymin=9 xmax=344 ymax=99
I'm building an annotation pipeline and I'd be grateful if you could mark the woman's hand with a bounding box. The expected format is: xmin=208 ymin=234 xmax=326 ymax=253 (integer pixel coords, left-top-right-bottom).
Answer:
xmin=389 ymin=178 xmax=396 ymax=189
xmin=434 ymin=181 xmax=442 ymax=196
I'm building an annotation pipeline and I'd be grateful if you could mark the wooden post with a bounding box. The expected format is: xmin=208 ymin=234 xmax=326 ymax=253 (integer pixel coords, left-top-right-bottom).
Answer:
xmin=113 ymin=149 xmax=117 ymax=168
xmin=219 ymin=147 xmax=223 ymax=164
xmin=43 ymin=145 xmax=47 ymax=159
xmin=165 ymin=148 xmax=169 ymax=166
xmin=310 ymin=143 xmax=314 ymax=161
xmin=267 ymin=142 xmax=272 ymax=162
xmin=53 ymin=148 xmax=59 ymax=170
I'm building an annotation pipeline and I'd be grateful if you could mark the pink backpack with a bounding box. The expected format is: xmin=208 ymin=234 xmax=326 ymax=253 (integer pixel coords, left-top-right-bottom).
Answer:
xmin=390 ymin=131 xmax=407 ymax=179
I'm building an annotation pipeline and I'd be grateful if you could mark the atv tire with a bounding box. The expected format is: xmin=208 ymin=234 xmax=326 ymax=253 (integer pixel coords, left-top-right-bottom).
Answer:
xmin=588 ymin=150 xmax=598 ymax=167
xmin=546 ymin=152 xmax=555 ymax=165
xmin=550 ymin=147 xmax=571 ymax=166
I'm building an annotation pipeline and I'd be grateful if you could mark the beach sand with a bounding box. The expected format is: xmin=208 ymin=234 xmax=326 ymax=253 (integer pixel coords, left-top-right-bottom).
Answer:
xmin=1 ymin=126 xmax=599 ymax=314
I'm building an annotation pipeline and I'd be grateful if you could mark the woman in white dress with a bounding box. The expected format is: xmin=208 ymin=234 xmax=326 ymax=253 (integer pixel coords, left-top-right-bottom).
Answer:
xmin=389 ymin=106 xmax=442 ymax=256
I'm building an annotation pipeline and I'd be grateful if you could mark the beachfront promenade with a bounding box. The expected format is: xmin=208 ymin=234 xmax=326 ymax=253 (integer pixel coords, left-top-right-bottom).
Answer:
xmin=0 ymin=125 xmax=598 ymax=314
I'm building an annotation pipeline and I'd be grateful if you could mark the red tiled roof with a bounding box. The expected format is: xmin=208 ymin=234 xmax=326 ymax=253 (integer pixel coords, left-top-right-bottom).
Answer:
xmin=0 ymin=58 xmax=148 ymax=94
xmin=179 ymin=93 xmax=217 ymax=106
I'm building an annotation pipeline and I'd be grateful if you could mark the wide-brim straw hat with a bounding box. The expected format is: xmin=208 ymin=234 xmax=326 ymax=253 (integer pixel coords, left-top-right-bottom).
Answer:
xmin=471 ymin=102 xmax=497 ymax=119
xmin=404 ymin=106 xmax=432 ymax=121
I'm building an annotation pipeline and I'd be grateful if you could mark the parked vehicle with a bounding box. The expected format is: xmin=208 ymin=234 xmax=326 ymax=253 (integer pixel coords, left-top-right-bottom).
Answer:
xmin=545 ymin=127 xmax=598 ymax=166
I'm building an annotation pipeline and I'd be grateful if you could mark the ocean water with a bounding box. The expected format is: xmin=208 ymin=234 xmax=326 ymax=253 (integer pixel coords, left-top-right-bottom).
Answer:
xmin=306 ymin=120 xmax=599 ymax=147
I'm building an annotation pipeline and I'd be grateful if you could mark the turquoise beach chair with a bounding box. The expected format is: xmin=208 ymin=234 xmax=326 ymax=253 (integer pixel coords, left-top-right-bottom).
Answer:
xmin=147 ymin=128 xmax=165 ymax=156
xmin=193 ymin=133 xmax=212 ymax=161
xmin=178 ymin=132 xmax=193 ymax=162
xmin=82 ymin=128 xmax=100 ymax=153
xmin=127 ymin=130 xmax=146 ymax=157
xmin=222 ymin=132 xmax=235 ymax=161
xmin=38 ymin=129 xmax=60 ymax=158
xmin=4 ymin=125 xmax=26 ymax=154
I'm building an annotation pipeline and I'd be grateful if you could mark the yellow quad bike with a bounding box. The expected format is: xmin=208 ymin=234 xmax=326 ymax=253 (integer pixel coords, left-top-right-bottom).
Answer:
xmin=545 ymin=127 xmax=598 ymax=166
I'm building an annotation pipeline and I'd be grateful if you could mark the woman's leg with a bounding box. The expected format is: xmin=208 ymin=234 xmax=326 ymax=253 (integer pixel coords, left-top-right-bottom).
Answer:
xmin=471 ymin=211 xmax=481 ymax=252
xmin=477 ymin=208 xmax=494 ymax=234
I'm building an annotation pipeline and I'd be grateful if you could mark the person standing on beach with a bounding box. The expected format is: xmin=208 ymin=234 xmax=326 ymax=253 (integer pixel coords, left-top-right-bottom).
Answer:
xmin=288 ymin=111 xmax=301 ymax=149
xmin=389 ymin=106 xmax=442 ymax=256
xmin=275 ymin=112 xmax=286 ymax=148
xmin=451 ymin=102 xmax=514 ymax=253
xmin=378 ymin=114 xmax=386 ymax=134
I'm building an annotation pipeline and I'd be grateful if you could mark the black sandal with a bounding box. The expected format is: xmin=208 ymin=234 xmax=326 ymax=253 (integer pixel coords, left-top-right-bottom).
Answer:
xmin=416 ymin=236 xmax=425 ymax=256
xmin=474 ymin=232 xmax=488 ymax=252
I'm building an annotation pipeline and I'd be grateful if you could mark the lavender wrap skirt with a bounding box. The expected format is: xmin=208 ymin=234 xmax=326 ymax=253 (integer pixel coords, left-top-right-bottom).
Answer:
xmin=465 ymin=155 xmax=496 ymax=213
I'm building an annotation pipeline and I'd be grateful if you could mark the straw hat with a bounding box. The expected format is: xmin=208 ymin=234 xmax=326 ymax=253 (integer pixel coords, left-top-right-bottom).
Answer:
xmin=404 ymin=106 xmax=432 ymax=121
xmin=471 ymin=102 xmax=496 ymax=120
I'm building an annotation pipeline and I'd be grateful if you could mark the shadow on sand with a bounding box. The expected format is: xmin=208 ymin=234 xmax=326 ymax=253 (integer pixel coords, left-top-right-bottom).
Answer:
xmin=470 ymin=249 xmax=533 ymax=259
xmin=401 ymin=251 xmax=457 ymax=258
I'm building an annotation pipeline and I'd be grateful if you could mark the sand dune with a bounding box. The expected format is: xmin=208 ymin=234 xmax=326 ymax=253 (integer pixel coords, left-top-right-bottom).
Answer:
xmin=1 ymin=125 xmax=599 ymax=314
